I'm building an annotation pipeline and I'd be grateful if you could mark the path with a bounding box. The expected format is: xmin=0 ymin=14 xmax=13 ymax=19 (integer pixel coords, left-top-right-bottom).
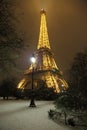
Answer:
xmin=0 ymin=100 xmax=74 ymax=130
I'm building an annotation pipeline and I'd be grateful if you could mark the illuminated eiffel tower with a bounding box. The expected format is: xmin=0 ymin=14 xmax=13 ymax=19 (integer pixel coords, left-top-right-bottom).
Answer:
xmin=18 ymin=9 xmax=68 ymax=93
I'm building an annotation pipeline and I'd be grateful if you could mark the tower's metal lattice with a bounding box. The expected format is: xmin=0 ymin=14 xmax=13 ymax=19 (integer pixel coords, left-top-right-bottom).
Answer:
xmin=18 ymin=9 xmax=68 ymax=93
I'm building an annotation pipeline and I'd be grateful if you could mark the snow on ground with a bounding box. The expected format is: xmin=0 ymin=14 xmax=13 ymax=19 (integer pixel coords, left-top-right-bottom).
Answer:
xmin=0 ymin=100 xmax=76 ymax=130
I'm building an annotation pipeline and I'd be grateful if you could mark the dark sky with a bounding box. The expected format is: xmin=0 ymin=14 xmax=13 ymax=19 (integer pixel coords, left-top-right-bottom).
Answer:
xmin=1 ymin=0 xmax=87 ymax=79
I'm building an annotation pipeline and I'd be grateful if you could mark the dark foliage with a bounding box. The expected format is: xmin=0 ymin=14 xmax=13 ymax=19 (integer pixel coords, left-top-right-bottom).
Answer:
xmin=67 ymin=118 xmax=75 ymax=126
xmin=21 ymin=86 xmax=57 ymax=100
xmin=55 ymin=49 xmax=87 ymax=111
xmin=0 ymin=78 xmax=18 ymax=99
xmin=35 ymin=86 xmax=58 ymax=100
xmin=69 ymin=50 xmax=87 ymax=100
xmin=0 ymin=0 xmax=25 ymax=74
xmin=21 ymin=79 xmax=58 ymax=100
xmin=48 ymin=109 xmax=55 ymax=118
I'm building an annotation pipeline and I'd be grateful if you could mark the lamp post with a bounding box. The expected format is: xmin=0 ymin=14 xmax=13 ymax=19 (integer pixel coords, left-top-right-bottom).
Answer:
xmin=29 ymin=55 xmax=36 ymax=107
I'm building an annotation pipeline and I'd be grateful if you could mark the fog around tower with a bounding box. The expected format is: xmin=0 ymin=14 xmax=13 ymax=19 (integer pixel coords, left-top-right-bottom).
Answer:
xmin=0 ymin=0 xmax=87 ymax=80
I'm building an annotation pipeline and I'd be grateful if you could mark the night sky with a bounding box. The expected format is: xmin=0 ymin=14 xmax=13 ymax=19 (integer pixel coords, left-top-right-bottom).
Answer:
xmin=0 ymin=0 xmax=87 ymax=79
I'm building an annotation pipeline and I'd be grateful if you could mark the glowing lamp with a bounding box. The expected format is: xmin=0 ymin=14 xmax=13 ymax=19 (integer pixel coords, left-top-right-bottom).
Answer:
xmin=30 ymin=56 xmax=36 ymax=64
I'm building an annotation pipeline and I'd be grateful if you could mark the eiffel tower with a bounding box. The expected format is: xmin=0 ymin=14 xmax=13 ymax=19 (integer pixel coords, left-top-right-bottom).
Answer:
xmin=18 ymin=9 xmax=68 ymax=93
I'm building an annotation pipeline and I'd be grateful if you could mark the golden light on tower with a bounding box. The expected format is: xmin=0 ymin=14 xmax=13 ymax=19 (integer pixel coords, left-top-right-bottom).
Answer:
xmin=18 ymin=78 xmax=26 ymax=89
xmin=18 ymin=9 xmax=68 ymax=93
xmin=37 ymin=9 xmax=51 ymax=49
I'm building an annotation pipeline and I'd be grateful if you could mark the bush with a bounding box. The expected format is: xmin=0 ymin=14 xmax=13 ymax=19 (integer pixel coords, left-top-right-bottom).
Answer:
xmin=48 ymin=109 xmax=55 ymax=118
xmin=0 ymin=78 xmax=17 ymax=99
xmin=67 ymin=118 xmax=75 ymax=126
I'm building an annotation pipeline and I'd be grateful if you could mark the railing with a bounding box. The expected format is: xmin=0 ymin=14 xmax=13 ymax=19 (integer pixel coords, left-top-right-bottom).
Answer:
xmin=25 ymin=67 xmax=59 ymax=75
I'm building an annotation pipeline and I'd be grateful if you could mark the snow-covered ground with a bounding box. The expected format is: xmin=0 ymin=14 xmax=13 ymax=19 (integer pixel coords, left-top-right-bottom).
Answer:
xmin=0 ymin=100 xmax=76 ymax=130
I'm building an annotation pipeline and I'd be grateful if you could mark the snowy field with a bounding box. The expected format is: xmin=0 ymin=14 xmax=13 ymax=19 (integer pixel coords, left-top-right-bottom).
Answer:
xmin=0 ymin=100 xmax=76 ymax=130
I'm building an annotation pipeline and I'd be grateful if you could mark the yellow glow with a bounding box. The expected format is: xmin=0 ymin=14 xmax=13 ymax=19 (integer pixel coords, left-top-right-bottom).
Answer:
xmin=18 ymin=9 xmax=68 ymax=93
xmin=45 ymin=73 xmax=60 ymax=93
xmin=37 ymin=11 xmax=51 ymax=49
xmin=17 ymin=78 xmax=26 ymax=89
xmin=43 ymin=54 xmax=58 ymax=70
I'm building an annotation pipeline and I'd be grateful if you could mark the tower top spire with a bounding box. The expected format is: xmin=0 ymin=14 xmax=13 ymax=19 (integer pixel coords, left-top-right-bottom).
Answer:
xmin=40 ymin=8 xmax=46 ymax=14
xmin=37 ymin=8 xmax=51 ymax=49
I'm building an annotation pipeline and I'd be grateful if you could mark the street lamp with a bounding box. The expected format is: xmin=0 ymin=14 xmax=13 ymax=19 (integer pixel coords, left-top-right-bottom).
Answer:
xmin=29 ymin=55 xmax=36 ymax=107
